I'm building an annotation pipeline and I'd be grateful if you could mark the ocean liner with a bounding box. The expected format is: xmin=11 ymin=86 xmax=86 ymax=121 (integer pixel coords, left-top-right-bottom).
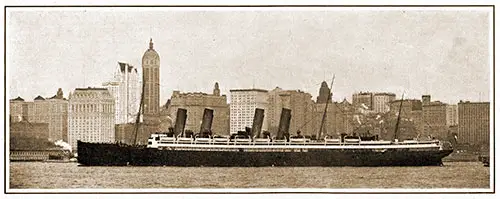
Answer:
xmin=77 ymin=82 xmax=453 ymax=166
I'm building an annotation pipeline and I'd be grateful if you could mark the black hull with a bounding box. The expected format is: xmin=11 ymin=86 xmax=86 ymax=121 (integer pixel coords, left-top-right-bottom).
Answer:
xmin=77 ymin=141 xmax=453 ymax=167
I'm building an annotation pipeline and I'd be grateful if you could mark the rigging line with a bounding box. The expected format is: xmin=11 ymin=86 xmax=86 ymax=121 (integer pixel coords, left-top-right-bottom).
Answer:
xmin=295 ymin=104 xmax=318 ymax=133
xmin=297 ymin=93 xmax=352 ymax=135
xmin=296 ymin=102 xmax=350 ymax=134
xmin=133 ymin=78 xmax=146 ymax=145
xmin=331 ymin=99 xmax=349 ymax=115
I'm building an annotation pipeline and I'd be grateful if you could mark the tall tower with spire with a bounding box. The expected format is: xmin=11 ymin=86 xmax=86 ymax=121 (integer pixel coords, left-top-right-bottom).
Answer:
xmin=213 ymin=82 xmax=220 ymax=96
xmin=142 ymin=38 xmax=161 ymax=124
xmin=316 ymin=81 xmax=331 ymax=103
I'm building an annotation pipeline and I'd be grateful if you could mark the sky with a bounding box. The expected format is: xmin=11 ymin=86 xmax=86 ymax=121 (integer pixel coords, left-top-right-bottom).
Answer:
xmin=6 ymin=7 xmax=492 ymax=105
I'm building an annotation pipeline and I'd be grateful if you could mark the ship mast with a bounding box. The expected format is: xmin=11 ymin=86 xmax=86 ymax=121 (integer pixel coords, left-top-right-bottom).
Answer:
xmin=132 ymin=79 xmax=146 ymax=145
xmin=317 ymin=75 xmax=335 ymax=139
xmin=393 ymin=93 xmax=404 ymax=141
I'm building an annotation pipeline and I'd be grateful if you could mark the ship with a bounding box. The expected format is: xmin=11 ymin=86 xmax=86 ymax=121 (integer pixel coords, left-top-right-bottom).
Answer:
xmin=77 ymin=82 xmax=453 ymax=167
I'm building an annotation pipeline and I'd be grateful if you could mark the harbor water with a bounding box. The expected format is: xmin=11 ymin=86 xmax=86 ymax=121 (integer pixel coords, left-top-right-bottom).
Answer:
xmin=9 ymin=161 xmax=490 ymax=189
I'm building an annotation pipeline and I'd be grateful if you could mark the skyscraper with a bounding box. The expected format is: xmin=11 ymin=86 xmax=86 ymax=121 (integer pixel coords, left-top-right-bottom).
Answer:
xmin=68 ymin=88 xmax=115 ymax=151
xmin=316 ymin=81 xmax=331 ymax=103
xmin=422 ymin=98 xmax=448 ymax=140
xmin=373 ymin=92 xmax=396 ymax=113
xmin=142 ymin=38 xmax=160 ymax=124
xmin=457 ymin=101 xmax=490 ymax=150
xmin=267 ymin=87 xmax=315 ymax=137
xmin=230 ymin=89 xmax=269 ymax=134
xmin=352 ymin=92 xmax=374 ymax=110
xmin=103 ymin=62 xmax=140 ymax=124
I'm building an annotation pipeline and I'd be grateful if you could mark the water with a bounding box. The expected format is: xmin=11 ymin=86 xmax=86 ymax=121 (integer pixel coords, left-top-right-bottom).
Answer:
xmin=9 ymin=162 xmax=490 ymax=189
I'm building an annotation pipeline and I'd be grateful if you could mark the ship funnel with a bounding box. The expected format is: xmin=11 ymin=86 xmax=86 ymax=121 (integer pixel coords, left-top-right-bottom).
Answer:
xmin=199 ymin=108 xmax=214 ymax=136
xmin=251 ymin=108 xmax=265 ymax=138
xmin=277 ymin=108 xmax=292 ymax=140
xmin=174 ymin=108 xmax=187 ymax=136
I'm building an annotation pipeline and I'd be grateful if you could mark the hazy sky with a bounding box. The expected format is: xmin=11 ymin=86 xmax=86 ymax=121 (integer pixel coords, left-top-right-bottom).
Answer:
xmin=7 ymin=7 xmax=491 ymax=105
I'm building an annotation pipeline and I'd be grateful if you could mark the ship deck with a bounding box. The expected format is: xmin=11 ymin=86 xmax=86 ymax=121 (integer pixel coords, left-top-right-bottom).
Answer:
xmin=149 ymin=141 xmax=444 ymax=151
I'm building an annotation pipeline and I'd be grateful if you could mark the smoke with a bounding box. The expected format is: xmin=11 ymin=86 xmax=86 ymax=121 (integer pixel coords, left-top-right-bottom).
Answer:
xmin=54 ymin=140 xmax=72 ymax=153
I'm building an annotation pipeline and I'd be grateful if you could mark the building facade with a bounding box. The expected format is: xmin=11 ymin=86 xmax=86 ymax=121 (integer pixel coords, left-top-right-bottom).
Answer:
xmin=457 ymin=101 xmax=490 ymax=149
xmin=311 ymin=82 xmax=355 ymax=139
xmin=353 ymin=92 xmax=395 ymax=113
xmin=422 ymin=100 xmax=448 ymax=140
xmin=142 ymin=39 xmax=160 ymax=124
xmin=9 ymin=89 xmax=68 ymax=142
xmin=388 ymin=99 xmax=423 ymax=139
xmin=267 ymin=87 xmax=315 ymax=137
xmin=46 ymin=90 xmax=69 ymax=142
xmin=230 ymin=89 xmax=269 ymax=134
xmin=68 ymin=88 xmax=115 ymax=150
xmin=352 ymin=92 xmax=373 ymax=110
xmin=313 ymin=99 xmax=354 ymax=139
xmin=169 ymin=83 xmax=230 ymax=135
xmin=446 ymin=104 xmax=458 ymax=126
xmin=103 ymin=62 xmax=141 ymax=124
xmin=9 ymin=96 xmax=26 ymax=122
xmin=373 ymin=92 xmax=396 ymax=113
xmin=26 ymin=96 xmax=50 ymax=124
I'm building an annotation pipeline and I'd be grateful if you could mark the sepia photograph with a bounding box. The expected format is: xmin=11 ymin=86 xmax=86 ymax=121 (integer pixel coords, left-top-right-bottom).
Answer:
xmin=2 ymin=1 xmax=496 ymax=198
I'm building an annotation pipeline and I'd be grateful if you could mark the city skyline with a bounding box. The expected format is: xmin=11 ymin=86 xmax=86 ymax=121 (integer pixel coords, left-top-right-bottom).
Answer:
xmin=5 ymin=5 xmax=494 ymax=193
xmin=7 ymin=7 xmax=491 ymax=105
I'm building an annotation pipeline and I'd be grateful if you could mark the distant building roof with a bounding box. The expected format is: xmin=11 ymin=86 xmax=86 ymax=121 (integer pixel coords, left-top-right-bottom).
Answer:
xmin=142 ymin=38 xmax=159 ymax=59
xmin=373 ymin=92 xmax=396 ymax=96
xmin=46 ymin=88 xmax=65 ymax=100
xmin=354 ymin=92 xmax=373 ymax=95
xmin=47 ymin=95 xmax=67 ymax=100
xmin=11 ymin=96 xmax=24 ymax=101
xmin=118 ymin=62 xmax=137 ymax=73
xmin=102 ymin=81 xmax=120 ymax=86
xmin=75 ymin=87 xmax=108 ymax=91
xmin=390 ymin=99 xmax=421 ymax=103
xmin=458 ymin=101 xmax=490 ymax=104
xmin=426 ymin=101 xmax=446 ymax=106
xmin=71 ymin=87 xmax=113 ymax=100
xmin=340 ymin=98 xmax=351 ymax=105
xmin=230 ymin=88 xmax=268 ymax=93
xmin=34 ymin=95 xmax=45 ymax=100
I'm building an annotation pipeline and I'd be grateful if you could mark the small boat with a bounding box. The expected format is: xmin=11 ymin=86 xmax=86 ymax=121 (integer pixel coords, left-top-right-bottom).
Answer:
xmin=479 ymin=155 xmax=490 ymax=167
